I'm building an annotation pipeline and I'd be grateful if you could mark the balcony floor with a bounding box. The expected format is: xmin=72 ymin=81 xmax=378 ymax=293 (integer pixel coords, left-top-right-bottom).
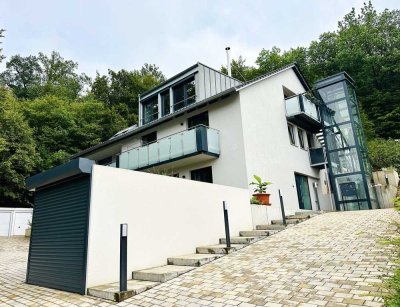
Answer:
xmin=139 ymin=152 xmax=218 ymax=173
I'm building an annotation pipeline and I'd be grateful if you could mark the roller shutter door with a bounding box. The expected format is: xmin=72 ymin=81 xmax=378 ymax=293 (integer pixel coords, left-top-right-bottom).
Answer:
xmin=26 ymin=175 xmax=91 ymax=294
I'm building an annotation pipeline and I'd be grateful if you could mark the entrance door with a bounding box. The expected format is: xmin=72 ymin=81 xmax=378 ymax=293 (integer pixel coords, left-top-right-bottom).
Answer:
xmin=295 ymin=174 xmax=312 ymax=210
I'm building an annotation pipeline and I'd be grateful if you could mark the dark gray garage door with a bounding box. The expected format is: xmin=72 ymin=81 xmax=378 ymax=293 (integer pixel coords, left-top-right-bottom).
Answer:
xmin=26 ymin=175 xmax=91 ymax=294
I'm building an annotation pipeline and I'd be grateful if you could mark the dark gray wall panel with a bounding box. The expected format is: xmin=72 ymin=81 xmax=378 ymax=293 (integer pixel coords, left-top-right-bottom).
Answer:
xmin=26 ymin=175 xmax=90 ymax=294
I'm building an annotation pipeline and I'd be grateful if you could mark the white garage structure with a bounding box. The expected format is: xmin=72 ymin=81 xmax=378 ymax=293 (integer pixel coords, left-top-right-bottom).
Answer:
xmin=0 ymin=207 xmax=32 ymax=236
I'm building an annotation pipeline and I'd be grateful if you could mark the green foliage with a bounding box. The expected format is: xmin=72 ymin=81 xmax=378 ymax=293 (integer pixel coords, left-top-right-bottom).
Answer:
xmin=0 ymin=87 xmax=37 ymax=207
xmin=91 ymin=64 xmax=165 ymax=125
xmin=250 ymin=196 xmax=260 ymax=205
xmin=381 ymin=197 xmax=400 ymax=306
xmin=367 ymin=139 xmax=400 ymax=171
xmin=249 ymin=175 xmax=272 ymax=194
xmin=0 ymin=29 xmax=5 ymax=63
xmin=220 ymin=56 xmax=259 ymax=81
xmin=19 ymin=95 xmax=127 ymax=171
xmin=0 ymin=51 xmax=90 ymax=100
xmin=224 ymin=2 xmax=400 ymax=140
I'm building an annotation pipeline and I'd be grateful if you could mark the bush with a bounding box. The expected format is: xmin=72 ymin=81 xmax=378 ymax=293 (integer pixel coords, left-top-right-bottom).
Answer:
xmin=367 ymin=139 xmax=400 ymax=171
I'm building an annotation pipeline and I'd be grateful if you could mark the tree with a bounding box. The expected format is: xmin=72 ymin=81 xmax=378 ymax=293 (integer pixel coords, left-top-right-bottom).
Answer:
xmin=220 ymin=56 xmax=259 ymax=81
xmin=19 ymin=95 xmax=127 ymax=171
xmin=91 ymin=64 xmax=165 ymax=125
xmin=0 ymin=29 xmax=5 ymax=63
xmin=367 ymin=139 xmax=400 ymax=171
xmin=0 ymin=51 xmax=90 ymax=100
xmin=0 ymin=87 xmax=37 ymax=207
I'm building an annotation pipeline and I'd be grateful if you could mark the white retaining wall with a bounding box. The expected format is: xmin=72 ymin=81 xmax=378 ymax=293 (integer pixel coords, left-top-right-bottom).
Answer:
xmin=86 ymin=165 xmax=252 ymax=288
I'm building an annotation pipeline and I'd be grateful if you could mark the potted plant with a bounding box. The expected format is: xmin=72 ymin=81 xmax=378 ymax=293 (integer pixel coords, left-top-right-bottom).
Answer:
xmin=250 ymin=175 xmax=272 ymax=205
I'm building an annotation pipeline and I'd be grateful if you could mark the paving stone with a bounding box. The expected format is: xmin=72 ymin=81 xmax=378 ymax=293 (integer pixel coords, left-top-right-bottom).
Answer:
xmin=0 ymin=209 xmax=397 ymax=306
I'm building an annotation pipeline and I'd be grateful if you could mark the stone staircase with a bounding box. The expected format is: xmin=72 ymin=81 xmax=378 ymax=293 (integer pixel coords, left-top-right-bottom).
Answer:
xmin=87 ymin=210 xmax=321 ymax=302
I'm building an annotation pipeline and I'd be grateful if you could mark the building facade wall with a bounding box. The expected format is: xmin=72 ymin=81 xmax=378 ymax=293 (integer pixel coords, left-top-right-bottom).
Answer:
xmin=86 ymin=165 xmax=252 ymax=288
xmin=238 ymin=69 xmax=331 ymax=220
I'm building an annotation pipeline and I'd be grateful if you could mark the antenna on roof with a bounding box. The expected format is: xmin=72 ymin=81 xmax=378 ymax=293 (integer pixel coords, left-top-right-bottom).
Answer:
xmin=225 ymin=47 xmax=232 ymax=77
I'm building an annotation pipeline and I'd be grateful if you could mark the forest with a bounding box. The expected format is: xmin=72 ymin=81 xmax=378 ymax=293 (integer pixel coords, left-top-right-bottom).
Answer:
xmin=0 ymin=2 xmax=399 ymax=207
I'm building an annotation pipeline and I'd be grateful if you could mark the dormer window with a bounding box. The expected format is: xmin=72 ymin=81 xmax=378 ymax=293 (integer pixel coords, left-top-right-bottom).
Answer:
xmin=142 ymin=96 xmax=158 ymax=125
xmin=173 ymin=77 xmax=196 ymax=111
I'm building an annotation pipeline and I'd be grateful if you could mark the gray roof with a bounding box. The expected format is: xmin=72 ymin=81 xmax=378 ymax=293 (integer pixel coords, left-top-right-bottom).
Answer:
xmin=72 ymin=62 xmax=308 ymax=159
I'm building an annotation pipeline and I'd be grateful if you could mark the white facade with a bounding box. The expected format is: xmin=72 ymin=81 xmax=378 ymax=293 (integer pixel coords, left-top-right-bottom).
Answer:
xmin=0 ymin=207 xmax=32 ymax=237
xmin=78 ymin=63 xmax=334 ymax=218
xmin=86 ymin=165 xmax=252 ymax=287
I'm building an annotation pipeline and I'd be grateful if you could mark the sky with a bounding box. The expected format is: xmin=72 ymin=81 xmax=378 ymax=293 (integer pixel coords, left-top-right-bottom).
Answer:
xmin=1 ymin=0 xmax=399 ymax=79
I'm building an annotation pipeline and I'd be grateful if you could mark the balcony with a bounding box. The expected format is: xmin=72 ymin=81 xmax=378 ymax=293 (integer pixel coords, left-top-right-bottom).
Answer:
xmin=309 ymin=147 xmax=327 ymax=169
xmin=118 ymin=125 xmax=220 ymax=171
xmin=285 ymin=94 xmax=321 ymax=132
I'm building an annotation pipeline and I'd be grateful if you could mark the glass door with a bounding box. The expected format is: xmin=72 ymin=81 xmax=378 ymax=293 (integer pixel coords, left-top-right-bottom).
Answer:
xmin=295 ymin=174 xmax=312 ymax=210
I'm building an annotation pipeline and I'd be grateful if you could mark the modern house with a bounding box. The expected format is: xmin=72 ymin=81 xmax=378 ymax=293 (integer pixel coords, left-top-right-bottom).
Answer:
xmin=72 ymin=62 xmax=377 ymax=216
xmin=24 ymin=61 xmax=379 ymax=296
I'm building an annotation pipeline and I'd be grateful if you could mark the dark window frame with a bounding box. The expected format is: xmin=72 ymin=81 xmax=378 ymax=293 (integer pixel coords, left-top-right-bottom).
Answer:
xmin=173 ymin=76 xmax=196 ymax=111
xmin=288 ymin=124 xmax=296 ymax=145
xmin=298 ymin=128 xmax=305 ymax=149
xmin=161 ymin=90 xmax=170 ymax=117
xmin=141 ymin=131 xmax=157 ymax=146
xmin=190 ymin=166 xmax=213 ymax=183
xmin=188 ymin=111 xmax=209 ymax=129
xmin=142 ymin=95 xmax=159 ymax=125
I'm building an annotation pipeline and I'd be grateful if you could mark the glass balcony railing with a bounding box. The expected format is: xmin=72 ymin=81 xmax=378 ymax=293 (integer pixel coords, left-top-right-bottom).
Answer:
xmin=285 ymin=94 xmax=321 ymax=132
xmin=118 ymin=125 xmax=220 ymax=171
xmin=286 ymin=94 xmax=320 ymax=121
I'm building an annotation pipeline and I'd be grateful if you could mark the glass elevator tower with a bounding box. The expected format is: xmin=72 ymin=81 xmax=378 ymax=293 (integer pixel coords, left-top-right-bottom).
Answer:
xmin=315 ymin=73 xmax=378 ymax=211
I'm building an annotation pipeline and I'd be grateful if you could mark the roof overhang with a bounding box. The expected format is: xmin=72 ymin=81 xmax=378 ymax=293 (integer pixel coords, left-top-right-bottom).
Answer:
xmin=26 ymin=158 xmax=94 ymax=191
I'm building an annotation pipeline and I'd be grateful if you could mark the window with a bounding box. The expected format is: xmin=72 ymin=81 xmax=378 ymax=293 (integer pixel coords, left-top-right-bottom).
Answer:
xmin=161 ymin=90 xmax=170 ymax=116
xmin=142 ymin=96 xmax=158 ymax=124
xmin=98 ymin=156 xmax=112 ymax=166
xmin=188 ymin=111 xmax=209 ymax=128
xmin=173 ymin=77 xmax=196 ymax=111
xmin=191 ymin=166 xmax=213 ymax=183
xmin=141 ymin=131 xmax=157 ymax=145
xmin=288 ymin=124 xmax=296 ymax=145
xmin=307 ymin=132 xmax=314 ymax=149
xmin=298 ymin=128 xmax=305 ymax=149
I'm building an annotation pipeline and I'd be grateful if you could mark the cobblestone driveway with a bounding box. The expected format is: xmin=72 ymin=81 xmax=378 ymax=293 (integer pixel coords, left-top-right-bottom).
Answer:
xmin=0 ymin=209 xmax=398 ymax=307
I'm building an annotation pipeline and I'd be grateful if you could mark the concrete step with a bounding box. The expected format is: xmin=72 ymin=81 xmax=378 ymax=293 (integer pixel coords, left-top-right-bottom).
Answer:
xmin=167 ymin=254 xmax=222 ymax=267
xmin=132 ymin=265 xmax=194 ymax=282
xmin=87 ymin=279 xmax=158 ymax=302
xmin=271 ymin=219 xmax=299 ymax=225
xmin=219 ymin=236 xmax=262 ymax=245
xmin=286 ymin=215 xmax=309 ymax=220
xmin=196 ymin=244 xmax=245 ymax=254
xmin=256 ymin=224 xmax=286 ymax=231
xmin=295 ymin=211 xmax=321 ymax=216
xmin=239 ymin=230 xmax=270 ymax=237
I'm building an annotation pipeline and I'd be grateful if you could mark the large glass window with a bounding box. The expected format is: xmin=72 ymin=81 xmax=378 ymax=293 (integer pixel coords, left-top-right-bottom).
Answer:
xmin=173 ymin=77 xmax=196 ymax=111
xmin=325 ymin=123 xmax=356 ymax=150
xmin=325 ymin=99 xmax=350 ymax=124
xmin=329 ymin=148 xmax=361 ymax=175
xmin=335 ymin=174 xmax=366 ymax=202
xmin=142 ymin=96 xmax=158 ymax=124
xmin=161 ymin=91 xmax=170 ymax=116
xmin=288 ymin=124 xmax=296 ymax=145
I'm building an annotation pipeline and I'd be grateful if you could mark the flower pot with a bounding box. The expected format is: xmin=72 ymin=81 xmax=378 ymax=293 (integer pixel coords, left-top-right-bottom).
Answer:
xmin=253 ymin=193 xmax=271 ymax=206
